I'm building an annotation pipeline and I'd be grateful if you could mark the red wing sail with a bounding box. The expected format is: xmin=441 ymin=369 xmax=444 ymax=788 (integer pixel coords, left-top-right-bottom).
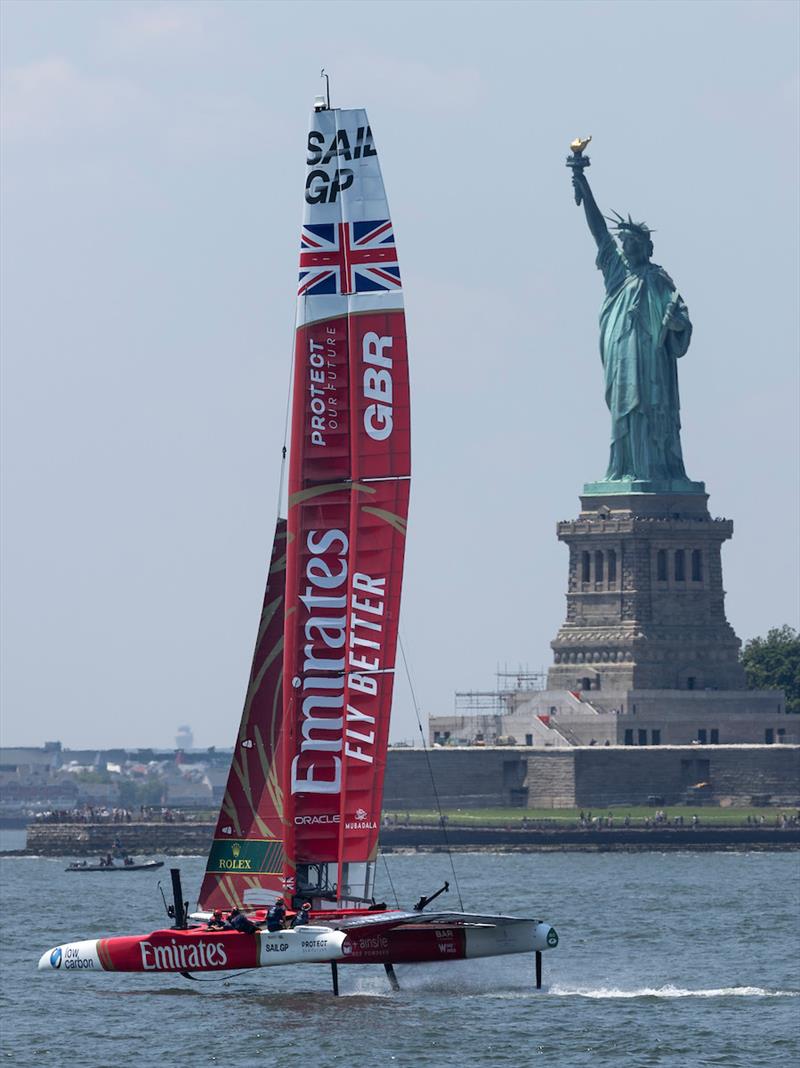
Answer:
xmin=283 ymin=107 xmax=410 ymax=905
xmin=198 ymin=520 xmax=288 ymax=911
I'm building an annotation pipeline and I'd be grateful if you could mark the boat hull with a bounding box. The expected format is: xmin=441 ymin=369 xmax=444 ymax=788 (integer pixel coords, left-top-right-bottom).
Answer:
xmin=340 ymin=920 xmax=557 ymax=964
xmin=65 ymin=862 xmax=164 ymax=873
xmin=38 ymin=926 xmax=347 ymax=974
xmin=39 ymin=919 xmax=557 ymax=974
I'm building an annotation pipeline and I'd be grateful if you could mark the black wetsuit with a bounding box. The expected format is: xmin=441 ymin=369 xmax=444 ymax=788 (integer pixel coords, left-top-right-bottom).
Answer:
xmin=225 ymin=912 xmax=258 ymax=934
xmin=266 ymin=904 xmax=287 ymax=932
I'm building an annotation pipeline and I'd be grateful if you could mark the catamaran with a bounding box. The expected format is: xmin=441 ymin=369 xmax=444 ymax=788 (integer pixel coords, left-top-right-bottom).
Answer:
xmin=38 ymin=95 xmax=558 ymax=993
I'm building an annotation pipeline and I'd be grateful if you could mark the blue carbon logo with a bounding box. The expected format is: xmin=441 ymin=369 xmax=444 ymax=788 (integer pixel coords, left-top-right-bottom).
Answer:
xmin=50 ymin=947 xmax=62 ymax=969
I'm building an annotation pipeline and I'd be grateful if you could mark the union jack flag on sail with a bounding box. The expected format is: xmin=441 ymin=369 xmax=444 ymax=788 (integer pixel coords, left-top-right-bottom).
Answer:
xmin=298 ymin=220 xmax=402 ymax=296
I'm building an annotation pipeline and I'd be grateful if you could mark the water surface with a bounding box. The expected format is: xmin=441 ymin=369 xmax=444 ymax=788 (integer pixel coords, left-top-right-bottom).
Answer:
xmin=1 ymin=850 xmax=797 ymax=1067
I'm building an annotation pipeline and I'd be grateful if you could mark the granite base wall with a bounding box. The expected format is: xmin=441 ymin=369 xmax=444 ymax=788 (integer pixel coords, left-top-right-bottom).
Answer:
xmin=525 ymin=752 xmax=577 ymax=807
xmin=572 ymin=745 xmax=800 ymax=807
xmin=382 ymin=745 xmax=800 ymax=810
xmin=383 ymin=749 xmax=525 ymax=809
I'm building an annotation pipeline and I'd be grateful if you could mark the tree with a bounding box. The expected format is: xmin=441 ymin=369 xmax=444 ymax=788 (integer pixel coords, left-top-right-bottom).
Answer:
xmin=75 ymin=769 xmax=111 ymax=784
xmin=741 ymin=625 xmax=800 ymax=715
xmin=117 ymin=775 xmax=166 ymax=808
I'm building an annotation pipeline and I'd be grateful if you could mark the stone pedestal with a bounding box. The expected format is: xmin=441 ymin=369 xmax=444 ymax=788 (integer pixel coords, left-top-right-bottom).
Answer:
xmin=547 ymin=490 xmax=746 ymax=695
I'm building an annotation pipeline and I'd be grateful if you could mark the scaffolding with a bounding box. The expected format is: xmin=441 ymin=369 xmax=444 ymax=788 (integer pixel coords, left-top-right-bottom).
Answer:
xmin=455 ymin=665 xmax=547 ymax=715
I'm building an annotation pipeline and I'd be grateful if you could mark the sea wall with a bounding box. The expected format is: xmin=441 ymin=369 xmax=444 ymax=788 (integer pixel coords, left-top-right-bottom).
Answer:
xmin=381 ymin=825 xmax=800 ymax=852
xmin=26 ymin=821 xmax=214 ymax=856
xmin=572 ymin=745 xmax=800 ymax=807
xmin=22 ymin=820 xmax=800 ymax=857
xmin=384 ymin=744 xmax=800 ymax=809
xmin=383 ymin=749 xmax=527 ymax=809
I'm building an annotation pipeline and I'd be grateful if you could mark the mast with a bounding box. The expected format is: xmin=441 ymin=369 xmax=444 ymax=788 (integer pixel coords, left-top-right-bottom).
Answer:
xmin=282 ymin=101 xmax=410 ymax=908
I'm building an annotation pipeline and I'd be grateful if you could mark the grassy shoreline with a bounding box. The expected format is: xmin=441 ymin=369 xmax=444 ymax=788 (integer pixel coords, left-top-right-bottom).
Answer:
xmin=384 ymin=806 xmax=799 ymax=827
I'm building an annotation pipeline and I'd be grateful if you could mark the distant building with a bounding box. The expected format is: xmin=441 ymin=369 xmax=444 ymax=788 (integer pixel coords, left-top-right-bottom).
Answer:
xmin=0 ymin=746 xmax=63 ymax=783
xmin=175 ymin=725 xmax=194 ymax=750
xmin=163 ymin=768 xmax=212 ymax=807
xmin=432 ymin=686 xmax=792 ymax=749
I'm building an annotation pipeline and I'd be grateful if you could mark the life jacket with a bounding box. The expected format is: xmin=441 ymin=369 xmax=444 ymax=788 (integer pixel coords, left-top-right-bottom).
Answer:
xmin=266 ymin=904 xmax=286 ymax=931
xmin=226 ymin=912 xmax=258 ymax=934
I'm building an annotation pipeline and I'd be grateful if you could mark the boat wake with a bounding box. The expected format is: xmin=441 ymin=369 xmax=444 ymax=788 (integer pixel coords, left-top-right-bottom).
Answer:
xmin=548 ymin=984 xmax=798 ymax=999
xmin=340 ymin=981 xmax=394 ymax=999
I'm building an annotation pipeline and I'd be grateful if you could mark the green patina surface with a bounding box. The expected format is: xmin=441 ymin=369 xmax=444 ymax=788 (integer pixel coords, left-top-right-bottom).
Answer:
xmin=583 ymin=478 xmax=706 ymax=496
xmin=206 ymin=837 xmax=284 ymax=875
xmin=570 ymin=155 xmax=702 ymax=490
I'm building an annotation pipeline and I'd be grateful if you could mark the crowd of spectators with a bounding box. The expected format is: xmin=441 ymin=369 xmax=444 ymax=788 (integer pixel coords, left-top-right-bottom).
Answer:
xmin=571 ymin=809 xmax=800 ymax=830
xmin=31 ymin=806 xmax=190 ymax=824
xmin=382 ymin=809 xmax=800 ymax=831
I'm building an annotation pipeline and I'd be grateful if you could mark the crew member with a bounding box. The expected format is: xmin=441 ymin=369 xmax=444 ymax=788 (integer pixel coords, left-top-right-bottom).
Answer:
xmin=291 ymin=902 xmax=312 ymax=928
xmin=266 ymin=898 xmax=287 ymax=932
xmin=224 ymin=908 xmax=258 ymax=934
xmin=207 ymin=909 xmax=226 ymax=930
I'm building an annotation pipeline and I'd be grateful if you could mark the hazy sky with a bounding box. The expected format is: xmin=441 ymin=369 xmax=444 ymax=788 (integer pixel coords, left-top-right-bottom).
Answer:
xmin=1 ymin=0 xmax=798 ymax=749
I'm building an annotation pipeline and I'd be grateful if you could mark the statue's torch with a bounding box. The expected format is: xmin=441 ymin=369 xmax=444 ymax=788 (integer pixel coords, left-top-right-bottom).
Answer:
xmin=566 ymin=136 xmax=592 ymax=205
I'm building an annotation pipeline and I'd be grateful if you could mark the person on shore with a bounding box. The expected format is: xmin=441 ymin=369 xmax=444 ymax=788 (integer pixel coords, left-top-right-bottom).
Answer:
xmin=266 ymin=898 xmax=287 ymax=932
xmin=291 ymin=902 xmax=312 ymax=928
xmin=224 ymin=908 xmax=258 ymax=934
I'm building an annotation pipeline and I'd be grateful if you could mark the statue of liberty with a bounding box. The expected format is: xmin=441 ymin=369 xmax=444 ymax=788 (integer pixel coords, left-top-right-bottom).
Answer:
xmin=569 ymin=141 xmax=695 ymax=486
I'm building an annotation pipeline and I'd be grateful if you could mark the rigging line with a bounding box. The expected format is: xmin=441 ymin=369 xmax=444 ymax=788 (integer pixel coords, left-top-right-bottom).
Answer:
xmin=275 ymin=306 xmax=296 ymax=520
xmin=380 ymin=851 xmax=400 ymax=910
xmin=398 ymin=633 xmax=464 ymax=912
xmin=179 ymin=969 xmax=250 ymax=983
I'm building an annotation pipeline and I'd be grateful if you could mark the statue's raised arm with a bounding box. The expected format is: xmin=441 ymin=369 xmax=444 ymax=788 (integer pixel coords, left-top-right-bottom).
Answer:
xmin=573 ymin=170 xmax=608 ymax=248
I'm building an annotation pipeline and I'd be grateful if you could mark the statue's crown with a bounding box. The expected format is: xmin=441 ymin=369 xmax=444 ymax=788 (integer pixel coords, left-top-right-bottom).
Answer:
xmin=606 ymin=210 xmax=654 ymax=238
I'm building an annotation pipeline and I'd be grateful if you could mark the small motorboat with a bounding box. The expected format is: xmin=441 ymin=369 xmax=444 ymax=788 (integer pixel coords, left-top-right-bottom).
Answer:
xmin=66 ymin=860 xmax=164 ymax=873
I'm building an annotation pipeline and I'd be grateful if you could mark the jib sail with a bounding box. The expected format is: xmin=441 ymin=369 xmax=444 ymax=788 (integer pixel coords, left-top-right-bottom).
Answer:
xmin=198 ymin=521 xmax=289 ymax=912
xmin=282 ymin=105 xmax=410 ymax=906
